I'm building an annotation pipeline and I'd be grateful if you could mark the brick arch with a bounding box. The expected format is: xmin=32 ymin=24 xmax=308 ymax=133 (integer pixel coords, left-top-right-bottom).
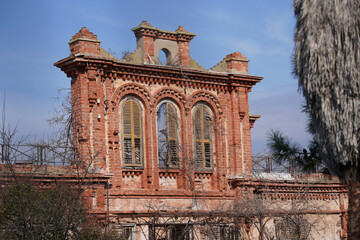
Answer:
xmin=188 ymin=91 xmax=222 ymax=118
xmin=152 ymin=88 xmax=187 ymax=112
xmin=111 ymin=83 xmax=152 ymax=109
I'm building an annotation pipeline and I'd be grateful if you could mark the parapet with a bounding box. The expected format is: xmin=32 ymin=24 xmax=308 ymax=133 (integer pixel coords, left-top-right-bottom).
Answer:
xmin=131 ymin=21 xmax=196 ymax=67
xmin=210 ymin=52 xmax=249 ymax=74
xmin=68 ymin=27 xmax=101 ymax=56
xmin=66 ymin=22 xmax=250 ymax=75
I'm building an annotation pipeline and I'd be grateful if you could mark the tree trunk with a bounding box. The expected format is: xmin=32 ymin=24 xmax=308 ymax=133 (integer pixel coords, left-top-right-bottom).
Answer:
xmin=347 ymin=179 xmax=360 ymax=239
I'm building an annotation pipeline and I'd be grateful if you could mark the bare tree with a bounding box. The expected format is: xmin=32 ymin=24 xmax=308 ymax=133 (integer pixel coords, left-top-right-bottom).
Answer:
xmin=293 ymin=1 xmax=360 ymax=238
xmin=0 ymin=93 xmax=122 ymax=239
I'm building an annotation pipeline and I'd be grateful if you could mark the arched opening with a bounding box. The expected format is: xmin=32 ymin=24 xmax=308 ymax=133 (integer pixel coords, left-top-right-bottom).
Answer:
xmin=193 ymin=104 xmax=213 ymax=170
xmin=157 ymin=101 xmax=179 ymax=168
xmin=120 ymin=98 xmax=143 ymax=167
xmin=159 ymin=48 xmax=171 ymax=65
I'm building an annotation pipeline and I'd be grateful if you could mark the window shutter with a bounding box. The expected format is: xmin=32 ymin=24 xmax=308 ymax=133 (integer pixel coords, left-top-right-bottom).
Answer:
xmin=169 ymin=140 xmax=177 ymax=166
xmin=133 ymin=102 xmax=141 ymax=137
xmin=167 ymin=104 xmax=177 ymax=141
xmin=194 ymin=108 xmax=202 ymax=140
xmin=193 ymin=106 xmax=212 ymax=170
xmin=167 ymin=104 xmax=178 ymax=166
xmin=195 ymin=142 xmax=203 ymax=169
xmin=123 ymin=101 xmax=132 ymax=135
xmin=124 ymin=138 xmax=132 ymax=164
xmin=204 ymin=142 xmax=211 ymax=168
xmin=122 ymin=100 xmax=142 ymax=166
xmin=203 ymin=109 xmax=211 ymax=140
xmin=134 ymin=138 xmax=141 ymax=165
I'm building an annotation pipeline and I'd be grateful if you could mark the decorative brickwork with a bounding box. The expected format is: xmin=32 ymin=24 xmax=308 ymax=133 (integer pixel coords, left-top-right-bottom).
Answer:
xmin=68 ymin=27 xmax=101 ymax=56
xmin=53 ymin=23 xmax=348 ymax=240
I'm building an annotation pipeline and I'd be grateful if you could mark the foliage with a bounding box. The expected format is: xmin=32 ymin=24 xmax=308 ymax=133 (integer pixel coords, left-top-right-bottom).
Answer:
xmin=0 ymin=182 xmax=86 ymax=239
xmin=0 ymin=181 xmax=124 ymax=240
xmin=266 ymin=129 xmax=325 ymax=174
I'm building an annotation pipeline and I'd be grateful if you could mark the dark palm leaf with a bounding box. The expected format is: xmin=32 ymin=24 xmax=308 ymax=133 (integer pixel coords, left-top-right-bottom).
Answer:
xmin=266 ymin=129 xmax=301 ymax=165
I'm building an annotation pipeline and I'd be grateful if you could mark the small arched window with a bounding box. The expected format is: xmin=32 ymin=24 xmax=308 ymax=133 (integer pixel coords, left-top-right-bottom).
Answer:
xmin=121 ymin=99 xmax=142 ymax=167
xmin=157 ymin=102 xmax=179 ymax=168
xmin=159 ymin=48 xmax=171 ymax=65
xmin=193 ymin=105 xmax=212 ymax=170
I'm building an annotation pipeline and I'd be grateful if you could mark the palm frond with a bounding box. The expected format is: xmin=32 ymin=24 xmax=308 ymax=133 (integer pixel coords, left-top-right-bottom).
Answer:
xmin=266 ymin=129 xmax=301 ymax=164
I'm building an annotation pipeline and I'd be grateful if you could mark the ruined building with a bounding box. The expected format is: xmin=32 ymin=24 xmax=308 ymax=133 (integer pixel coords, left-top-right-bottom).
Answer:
xmin=54 ymin=21 xmax=348 ymax=239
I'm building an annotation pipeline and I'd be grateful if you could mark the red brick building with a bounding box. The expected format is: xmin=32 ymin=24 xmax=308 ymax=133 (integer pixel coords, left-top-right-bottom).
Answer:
xmin=54 ymin=22 xmax=348 ymax=239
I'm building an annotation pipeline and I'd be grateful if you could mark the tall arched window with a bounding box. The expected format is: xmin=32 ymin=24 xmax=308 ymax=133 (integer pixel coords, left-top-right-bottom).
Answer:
xmin=157 ymin=102 xmax=179 ymax=168
xmin=193 ymin=105 xmax=212 ymax=170
xmin=121 ymin=99 xmax=142 ymax=167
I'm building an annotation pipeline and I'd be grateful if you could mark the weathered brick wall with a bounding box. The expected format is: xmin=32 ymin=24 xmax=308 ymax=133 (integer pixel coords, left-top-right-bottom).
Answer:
xmin=53 ymin=23 xmax=348 ymax=240
xmin=56 ymin=25 xmax=261 ymax=194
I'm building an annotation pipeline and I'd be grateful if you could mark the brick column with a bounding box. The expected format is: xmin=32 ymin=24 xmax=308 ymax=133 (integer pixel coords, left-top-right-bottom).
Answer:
xmin=68 ymin=27 xmax=101 ymax=56
xmin=178 ymin=41 xmax=190 ymax=67
xmin=142 ymin=35 xmax=155 ymax=64
xmin=239 ymin=87 xmax=253 ymax=177
xmin=225 ymin=52 xmax=249 ymax=74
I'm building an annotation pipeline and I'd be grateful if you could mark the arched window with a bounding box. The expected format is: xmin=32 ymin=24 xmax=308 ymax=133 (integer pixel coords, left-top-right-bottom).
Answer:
xmin=193 ymin=105 xmax=212 ymax=170
xmin=157 ymin=102 xmax=179 ymax=168
xmin=158 ymin=48 xmax=172 ymax=65
xmin=121 ymin=99 xmax=142 ymax=167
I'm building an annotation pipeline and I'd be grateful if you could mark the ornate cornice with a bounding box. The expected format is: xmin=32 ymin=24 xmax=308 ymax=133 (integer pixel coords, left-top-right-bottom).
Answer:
xmin=131 ymin=21 xmax=196 ymax=42
xmin=54 ymin=55 xmax=262 ymax=92
xmin=249 ymin=115 xmax=261 ymax=128
xmin=229 ymin=178 xmax=348 ymax=201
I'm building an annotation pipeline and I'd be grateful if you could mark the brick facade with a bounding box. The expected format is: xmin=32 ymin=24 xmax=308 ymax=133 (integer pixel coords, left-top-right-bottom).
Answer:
xmin=54 ymin=22 xmax=348 ymax=239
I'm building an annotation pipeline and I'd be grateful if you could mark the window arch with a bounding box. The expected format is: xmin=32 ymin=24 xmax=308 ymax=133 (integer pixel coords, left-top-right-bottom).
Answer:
xmin=157 ymin=101 xmax=179 ymax=168
xmin=121 ymin=98 xmax=143 ymax=167
xmin=159 ymin=48 xmax=171 ymax=65
xmin=193 ymin=105 xmax=213 ymax=170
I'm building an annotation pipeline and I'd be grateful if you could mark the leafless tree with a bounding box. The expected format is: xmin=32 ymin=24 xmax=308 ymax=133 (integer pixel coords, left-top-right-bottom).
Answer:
xmin=0 ymin=93 xmax=122 ymax=239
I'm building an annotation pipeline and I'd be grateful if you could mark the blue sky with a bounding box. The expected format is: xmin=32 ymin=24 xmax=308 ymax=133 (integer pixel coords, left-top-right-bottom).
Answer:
xmin=0 ymin=0 xmax=310 ymax=153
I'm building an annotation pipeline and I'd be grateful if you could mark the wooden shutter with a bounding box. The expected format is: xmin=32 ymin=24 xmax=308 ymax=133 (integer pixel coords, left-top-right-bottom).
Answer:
xmin=193 ymin=106 xmax=212 ymax=170
xmin=203 ymin=108 xmax=211 ymax=168
xmin=132 ymin=102 xmax=141 ymax=165
xmin=122 ymin=100 xmax=142 ymax=166
xmin=167 ymin=104 xmax=178 ymax=167
xmin=123 ymin=101 xmax=133 ymax=165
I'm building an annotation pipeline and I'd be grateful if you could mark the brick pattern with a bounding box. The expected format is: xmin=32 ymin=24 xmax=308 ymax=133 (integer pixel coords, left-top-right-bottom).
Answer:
xmin=69 ymin=28 xmax=101 ymax=56
xmin=142 ymin=36 xmax=155 ymax=64
xmin=132 ymin=21 xmax=195 ymax=67
xmin=178 ymin=41 xmax=190 ymax=67
xmin=56 ymin=26 xmax=264 ymax=193
xmin=225 ymin=52 xmax=249 ymax=74
xmin=53 ymin=26 xmax=349 ymax=239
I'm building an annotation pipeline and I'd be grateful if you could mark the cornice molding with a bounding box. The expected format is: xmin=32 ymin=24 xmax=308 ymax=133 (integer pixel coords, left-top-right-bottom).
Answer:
xmin=54 ymin=55 xmax=263 ymax=92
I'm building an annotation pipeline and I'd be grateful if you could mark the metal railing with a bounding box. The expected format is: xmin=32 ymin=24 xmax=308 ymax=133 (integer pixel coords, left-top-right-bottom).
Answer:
xmin=1 ymin=143 xmax=74 ymax=166
xmin=252 ymin=154 xmax=300 ymax=175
